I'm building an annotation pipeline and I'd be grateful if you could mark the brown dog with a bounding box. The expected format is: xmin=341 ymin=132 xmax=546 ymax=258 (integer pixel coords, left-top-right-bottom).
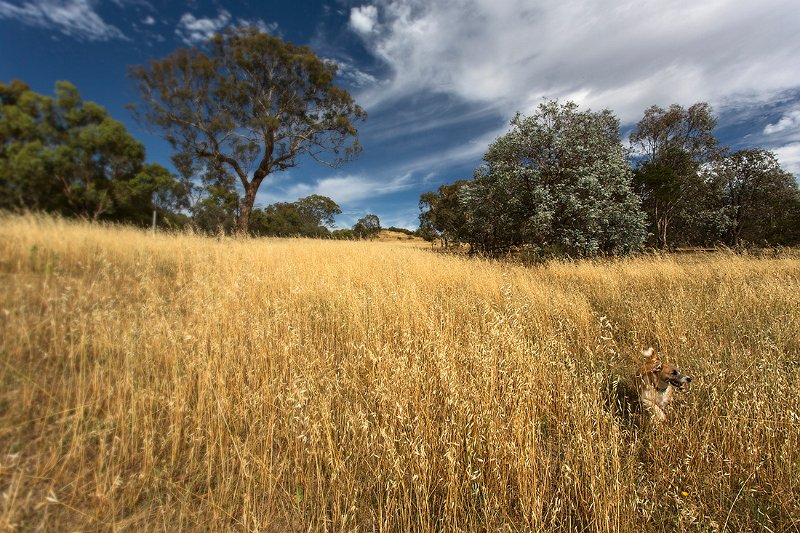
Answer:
xmin=637 ymin=347 xmax=692 ymax=421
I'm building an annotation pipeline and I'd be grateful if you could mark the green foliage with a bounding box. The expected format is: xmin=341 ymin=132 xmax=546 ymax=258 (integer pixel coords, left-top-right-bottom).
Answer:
xmin=630 ymin=104 xmax=799 ymax=248
xmin=331 ymin=228 xmax=356 ymax=240
xmin=630 ymin=103 xmax=719 ymax=248
xmin=703 ymin=149 xmax=800 ymax=246
xmin=249 ymin=195 xmax=341 ymax=238
xmin=114 ymin=162 xmax=191 ymax=226
xmin=630 ymin=103 xmax=719 ymax=164
xmin=190 ymin=165 xmax=239 ymax=235
xmin=0 ymin=80 xmax=188 ymax=225
xmin=130 ymin=27 xmax=365 ymax=234
xmin=294 ymin=194 xmax=342 ymax=228
xmin=352 ymin=214 xmax=381 ymax=239
xmin=418 ymin=180 xmax=470 ymax=246
xmin=462 ymin=100 xmax=646 ymax=256
xmin=386 ymin=226 xmax=416 ymax=236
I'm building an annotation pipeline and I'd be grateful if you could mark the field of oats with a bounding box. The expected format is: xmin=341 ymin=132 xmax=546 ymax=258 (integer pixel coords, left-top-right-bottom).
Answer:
xmin=1 ymin=213 xmax=799 ymax=532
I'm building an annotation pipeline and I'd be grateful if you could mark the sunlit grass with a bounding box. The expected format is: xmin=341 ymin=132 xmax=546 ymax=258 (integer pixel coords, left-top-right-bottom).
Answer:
xmin=1 ymin=213 xmax=798 ymax=531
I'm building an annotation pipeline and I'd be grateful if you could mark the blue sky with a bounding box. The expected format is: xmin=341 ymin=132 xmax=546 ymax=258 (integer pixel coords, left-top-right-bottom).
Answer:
xmin=2 ymin=0 xmax=799 ymax=229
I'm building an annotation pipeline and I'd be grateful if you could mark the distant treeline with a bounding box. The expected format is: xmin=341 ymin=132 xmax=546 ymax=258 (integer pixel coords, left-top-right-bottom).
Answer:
xmin=0 ymin=80 xmax=385 ymax=239
xmin=3 ymin=80 xmax=797 ymax=252
xmin=419 ymin=101 xmax=800 ymax=255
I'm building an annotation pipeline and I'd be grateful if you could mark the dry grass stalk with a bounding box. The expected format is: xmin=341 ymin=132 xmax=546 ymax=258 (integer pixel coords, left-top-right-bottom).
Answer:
xmin=1 ymin=213 xmax=798 ymax=531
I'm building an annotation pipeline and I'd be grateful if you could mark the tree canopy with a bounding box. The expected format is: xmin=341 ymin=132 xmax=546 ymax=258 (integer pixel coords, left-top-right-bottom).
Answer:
xmin=353 ymin=214 xmax=381 ymax=239
xmin=630 ymin=103 xmax=719 ymax=164
xmin=0 ymin=80 xmax=188 ymax=225
xmin=294 ymin=194 xmax=342 ymax=228
xmin=249 ymin=195 xmax=341 ymax=238
xmin=459 ymin=100 xmax=646 ymax=256
xmin=130 ymin=27 xmax=365 ymax=234
xmin=629 ymin=103 xmax=719 ymax=248
xmin=418 ymin=180 xmax=470 ymax=247
xmin=704 ymin=149 xmax=800 ymax=246
xmin=421 ymin=100 xmax=799 ymax=254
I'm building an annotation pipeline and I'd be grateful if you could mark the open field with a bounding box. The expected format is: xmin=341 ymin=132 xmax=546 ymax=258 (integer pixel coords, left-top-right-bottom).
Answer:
xmin=1 ymin=214 xmax=799 ymax=532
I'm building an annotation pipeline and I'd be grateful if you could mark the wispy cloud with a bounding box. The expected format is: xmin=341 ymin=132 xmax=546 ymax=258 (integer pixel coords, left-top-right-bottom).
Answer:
xmin=175 ymin=9 xmax=231 ymax=45
xmin=175 ymin=9 xmax=278 ymax=46
xmin=764 ymin=108 xmax=800 ymax=136
xmin=762 ymin=104 xmax=800 ymax=176
xmin=348 ymin=0 xmax=800 ymax=123
xmin=0 ymin=0 xmax=127 ymax=41
xmin=260 ymin=172 xmax=416 ymax=206
xmin=333 ymin=59 xmax=379 ymax=88
xmin=240 ymin=17 xmax=279 ymax=37
xmin=109 ymin=0 xmax=152 ymax=8
xmin=399 ymin=127 xmax=503 ymax=175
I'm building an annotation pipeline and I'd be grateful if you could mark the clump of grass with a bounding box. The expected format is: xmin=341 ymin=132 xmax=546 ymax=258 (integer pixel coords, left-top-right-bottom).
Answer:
xmin=1 ymin=213 xmax=798 ymax=531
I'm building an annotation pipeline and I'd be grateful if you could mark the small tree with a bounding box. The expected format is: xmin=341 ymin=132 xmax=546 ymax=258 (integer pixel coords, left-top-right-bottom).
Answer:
xmin=632 ymin=146 xmax=705 ymax=248
xmin=249 ymin=195 xmax=341 ymax=237
xmin=630 ymin=103 xmax=719 ymax=248
xmin=464 ymin=100 xmax=646 ymax=256
xmin=418 ymin=180 xmax=470 ymax=247
xmin=295 ymin=194 xmax=342 ymax=228
xmin=191 ymin=182 xmax=239 ymax=234
xmin=704 ymin=149 xmax=800 ymax=246
xmin=130 ymin=27 xmax=365 ymax=234
xmin=353 ymin=214 xmax=381 ymax=239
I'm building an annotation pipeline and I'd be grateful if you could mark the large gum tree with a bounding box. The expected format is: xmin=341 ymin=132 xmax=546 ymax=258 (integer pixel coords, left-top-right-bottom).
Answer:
xmin=130 ymin=27 xmax=365 ymax=234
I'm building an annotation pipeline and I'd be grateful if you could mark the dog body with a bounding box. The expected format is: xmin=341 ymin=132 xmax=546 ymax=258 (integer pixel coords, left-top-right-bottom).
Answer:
xmin=637 ymin=347 xmax=691 ymax=421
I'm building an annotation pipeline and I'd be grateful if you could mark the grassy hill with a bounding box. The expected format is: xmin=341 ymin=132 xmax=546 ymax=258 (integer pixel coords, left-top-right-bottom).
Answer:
xmin=1 ymin=214 xmax=798 ymax=531
xmin=374 ymin=228 xmax=428 ymax=245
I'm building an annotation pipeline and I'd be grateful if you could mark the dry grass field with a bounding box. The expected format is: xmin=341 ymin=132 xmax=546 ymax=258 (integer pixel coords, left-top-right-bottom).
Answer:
xmin=1 ymin=213 xmax=799 ymax=532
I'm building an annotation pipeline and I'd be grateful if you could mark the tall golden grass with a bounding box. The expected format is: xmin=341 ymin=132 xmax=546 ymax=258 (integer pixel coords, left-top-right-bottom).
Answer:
xmin=1 ymin=213 xmax=798 ymax=532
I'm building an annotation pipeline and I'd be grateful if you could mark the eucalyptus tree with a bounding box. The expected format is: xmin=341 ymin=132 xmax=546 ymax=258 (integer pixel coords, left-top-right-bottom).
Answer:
xmin=0 ymin=80 xmax=187 ymax=223
xmin=418 ymin=179 xmax=470 ymax=247
xmin=464 ymin=100 xmax=646 ymax=256
xmin=629 ymin=103 xmax=719 ymax=248
xmin=353 ymin=214 xmax=381 ymax=239
xmin=295 ymin=194 xmax=342 ymax=229
xmin=704 ymin=149 xmax=800 ymax=246
xmin=249 ymin=195 xmax=341 ymax=237
xmin=130 ymin=27 xmax=366 ymax=234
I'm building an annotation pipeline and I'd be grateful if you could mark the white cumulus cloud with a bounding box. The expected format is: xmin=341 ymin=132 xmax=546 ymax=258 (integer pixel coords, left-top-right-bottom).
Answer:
xmin=349 ymin=5 xmax=378 ymax=35
xmin=771 ymin=143 xmax=800 ymax=177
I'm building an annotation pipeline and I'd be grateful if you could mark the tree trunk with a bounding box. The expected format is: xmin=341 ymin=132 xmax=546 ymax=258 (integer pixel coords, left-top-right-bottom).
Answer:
xmin=657 ymin=214 xmax=669 ymax=249
xmin=236 ymin=181 xmax=260 ymax=235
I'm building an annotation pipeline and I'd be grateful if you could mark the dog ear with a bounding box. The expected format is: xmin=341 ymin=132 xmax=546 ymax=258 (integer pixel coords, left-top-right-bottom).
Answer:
xmin=637 ymin=347 xmax=664 ymax=377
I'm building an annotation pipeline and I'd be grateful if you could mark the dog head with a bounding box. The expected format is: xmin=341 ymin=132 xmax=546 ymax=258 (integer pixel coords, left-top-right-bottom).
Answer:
xmin=638 ymin=347 xmax=692 ymax=392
